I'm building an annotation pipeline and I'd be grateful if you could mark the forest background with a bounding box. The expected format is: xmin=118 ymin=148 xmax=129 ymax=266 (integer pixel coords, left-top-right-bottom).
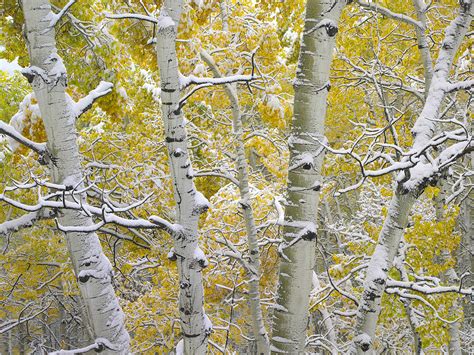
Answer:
xmin=0 ymin=0 xmax=472 ymax=354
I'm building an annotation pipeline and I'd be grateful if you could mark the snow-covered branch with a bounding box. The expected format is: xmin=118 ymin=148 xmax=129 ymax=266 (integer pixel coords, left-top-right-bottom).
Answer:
xmin=386 ymin=279 xmax=472 ymax=296
xmin=49 ymin=338 xmax=117 ymax=355
xmin=0 ymin=121 xmax=47 ymax=155
xmin=179 ymin=72 xmax=255 ymax=91
xmin=0 ymin=303 xmax=52 ymax=334
xmin=0 ymin=210 xmax=53 ymax=236
xmin=73 ymin=81 xmax=114 ymax=119
xmin=104 ymin=12 xmax=159 ymax=24
xmin=445 ymin=79 xmax=474 ymax=93
xmin=356 ymin=0 xmax=424 ymax=30
xmin=49 ymin=0 xmax=78 ymax=27
xmin=0 ymin=190 xmax=178 ymax=235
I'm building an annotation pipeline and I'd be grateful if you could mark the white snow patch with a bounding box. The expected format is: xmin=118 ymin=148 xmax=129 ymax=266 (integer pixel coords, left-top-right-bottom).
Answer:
xmin=175 ymin=339 xmax=184 ymax=355
xmin=195 ymin=190 xmax=211 ymax=209
xmin=0 ymin=57 xmax=22 ymax=75
xmin=157 ymin=11 xmax=175 ymax=30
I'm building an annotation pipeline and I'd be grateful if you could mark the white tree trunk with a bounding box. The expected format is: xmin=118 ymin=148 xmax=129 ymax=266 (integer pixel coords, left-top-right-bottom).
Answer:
xmin=271 ymin=1 xmax=346 ymax=353
xmin=457 ymin=153 xmax=473 ymax=354
xmin=200 ymin=50 xmax=270 ymax=354
xmin=21 ymin=1 xmax=129 ymax=353
xmin=413 ymin=0 xmax=433 ymax=97
xmin=155 ymin=1 xmax=209 ymax=353
xmin=434 ymin=183 xmax=462 ymax=354
xmin=394 ymin=238 xmax=423 ymax=354
xmin=351 ymin=3 xmax=472 ymax=353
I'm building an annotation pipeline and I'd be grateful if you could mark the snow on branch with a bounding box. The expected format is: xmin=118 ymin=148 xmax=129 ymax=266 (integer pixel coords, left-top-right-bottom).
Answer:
xmin=400 ymin=140 xmax=474 ymax=192
xmin=0 ymin=187 xmax=178 ymax=236
xmin=48 ymin=0 xmax=78 ymax=28
xmin=105 ymin=12 xmax=159 ymax=24
xmin=411 ymin=3 xmax=472 ymax=149
xmin=0 ymin=210 xmax=53 ymax=236
xmin=0 ymin=303 xmax=52 ymax=334
xmin=445 ymin=79 xmax=474 ymax=93
xmin=355 ymin=0 xmax=424 ymax=30
xmin=179 ymin=72 xmax=255 ymax=91
xmin=386 ymin=279 xmax=473 ymax=296
xmin=73 ymin=81 xmax=114 ymax=119
xmin=0 ymin=120 xmax=47 ymax=154
xmin=49 ymin=338 xmax=117 ymax=355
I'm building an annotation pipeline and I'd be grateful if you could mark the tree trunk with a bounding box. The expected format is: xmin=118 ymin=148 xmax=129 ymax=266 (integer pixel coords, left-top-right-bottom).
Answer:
xmin=155 ymin=1 xmax=210 ymax=353
xmin=270 ymin=1 xmax=346 ymax=353
xmin=351 ymin=3 xmax=472 ymax=353
xmin=458 ymin=153 xmax=473 ymax=354
xmin=413 ymin=0 xmax=433 ymax=97
xmin=200 ymin=50 xmax=270 ymax=354
xmin=21 ymin=1 xmax=129 ymax=352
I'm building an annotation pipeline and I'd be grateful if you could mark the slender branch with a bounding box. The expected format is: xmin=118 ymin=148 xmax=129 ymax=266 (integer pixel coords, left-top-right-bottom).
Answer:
xmin=0 ymin=192 xmax=177 ymax=235
xmin=0 ymin=121 xmax=47 ymax=154
xmin=445 ymin=79 xmax=474 ymax=93
xmin=356 ymin=0 xmax=424 ymax=30
xmin=73 ymin=81 xmax=114 ymax=118
xmin=49 ymin=0 xmax=78 ymax=27
xmin=105 ymin=13 xmax=158 ymax=24
xmin=0 ymin=210 xmax=53 ymax=236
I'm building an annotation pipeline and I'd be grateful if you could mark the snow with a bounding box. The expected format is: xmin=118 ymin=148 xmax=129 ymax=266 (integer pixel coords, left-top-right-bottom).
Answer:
xmin=353 ymin=332 xmax=372 ymax=347
xmin=284 ymin=220 xmax=316 ymax=239
xmin=142 ymin=83 xmax=161 ymax=102
xmin=117 ymin=86 xmax=128 ymax=100
xmin=46 ymin=53 xmax=66 ymax=81
xmin=316 ymin=18 xmax=337 ymax=29
xmin=2 ymin=94 xmax=42 ymax=151
xmin=270 ymin=344 xmax=285 ymax=353
xmin=266 ymin=94 xmax=284 ymax=118
xmin=73 ymin=81 xmax=113 ymax=117
xmin=193 ymin=63 xmax=206 ymax=75
xmin=195 ymin=190 xmax=211 ymax=210
xmin=157 ymin=11 xmax=175 ymax=30
xmin=179 ymin=72 xmax=253 ymax=90
xmin=49 ymin=340 xmax=109 ymax=355
xmin=193 ymin=246 xmax=209 ymax=267
xmin=289 ymin=152 xmax=314 ymax=171
xmin=274 ymin=197 xmax=285 ymax=225
xmin=270 ymin=303 xmax=289 ymax=313
xmin=204 ymin=311 xmax=213 ymax=334
xmin=175 ymin=339 xmax=184 ymax=355
xmin=0 ymin=212 xmax=37 ymax=235
xmin=0 ymin=57 xmax=22 ymax=75
xmin=402 ymin=141 xmax=472 ymax=191
xmin=78 ymin=251 xmax=113 ymax=283
xmin=62 ymin=175 xmax=80 ymax=188
xmin=273 ymin=336 xmax=294 ymax=344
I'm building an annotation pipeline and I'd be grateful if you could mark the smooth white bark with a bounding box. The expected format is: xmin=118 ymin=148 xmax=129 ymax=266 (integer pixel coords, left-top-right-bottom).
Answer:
xmin=21 ymin=1 xmax=129 ymax=352
xmin=200 ymin=50 xmax=270 ymax=354
xmin=270 ymin=1 xmax=346 ymax=353
xmin=155 ymin=1 xmax=210 ymax=353
xmin=351 ymin=3 xmax=472 ymax=353
xmin=413 ymin=0 xmax=433 ymax=96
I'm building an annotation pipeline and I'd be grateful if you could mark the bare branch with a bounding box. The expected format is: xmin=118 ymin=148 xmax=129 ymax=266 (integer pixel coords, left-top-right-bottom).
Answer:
xmin=73 ymin=81 xmax=114 ymax=118
xmin=0 ymin=120 xmax=47 ymax=154
xmin=356 ymin=0 xmax=424 ymax=30
xmin=105 ymin=13 xmax=158 ymax=24
xmin=49 ymin=0 xmax=78 ymax=27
